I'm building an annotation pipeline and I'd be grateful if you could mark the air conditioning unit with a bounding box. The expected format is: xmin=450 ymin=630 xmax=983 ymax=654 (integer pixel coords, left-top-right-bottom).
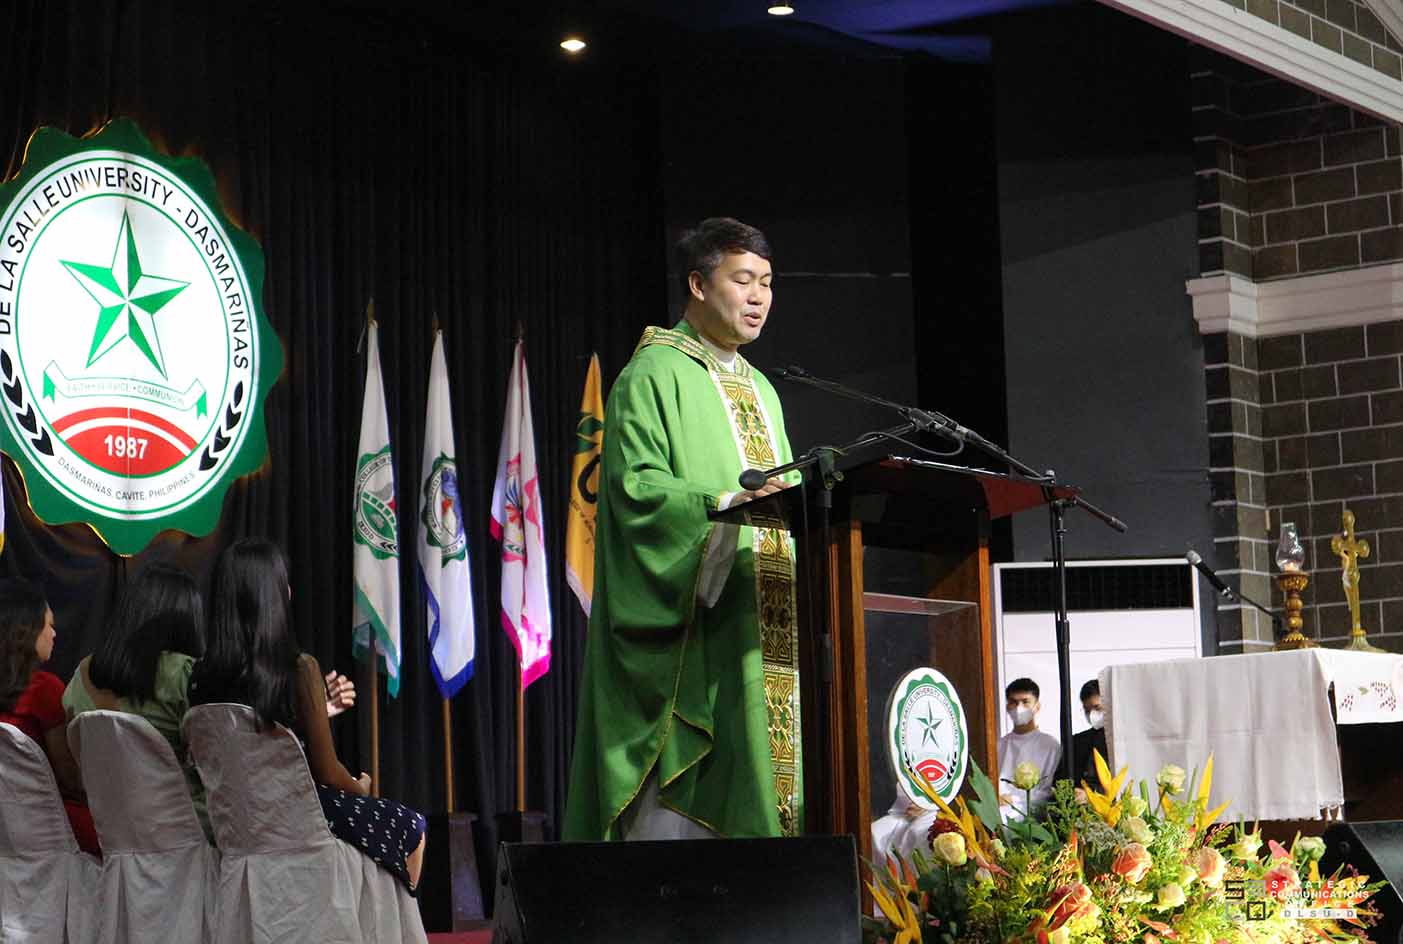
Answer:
xmin=992 ymin=558 xmax=1203 ymax=743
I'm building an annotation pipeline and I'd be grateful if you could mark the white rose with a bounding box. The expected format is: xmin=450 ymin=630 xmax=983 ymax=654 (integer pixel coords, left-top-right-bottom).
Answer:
xmin=1120 ymin=815 xmax=1153 ymax=844
xmin=1154 ymin=882 xmax=1186 ymax=910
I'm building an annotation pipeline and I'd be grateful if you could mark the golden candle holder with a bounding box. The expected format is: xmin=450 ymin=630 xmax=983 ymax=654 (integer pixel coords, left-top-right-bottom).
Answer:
xmin=1274 ymin=570 xmax=1316 ymax=651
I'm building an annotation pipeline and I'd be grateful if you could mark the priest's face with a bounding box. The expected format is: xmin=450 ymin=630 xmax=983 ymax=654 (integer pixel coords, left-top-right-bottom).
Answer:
xmin=687 ymin=251 xmax=773 ymax=351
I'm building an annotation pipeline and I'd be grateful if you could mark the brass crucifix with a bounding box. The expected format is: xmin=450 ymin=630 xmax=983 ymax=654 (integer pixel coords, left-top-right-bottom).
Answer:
xmin=1332 ymin=509 xmax=1382 ymax=652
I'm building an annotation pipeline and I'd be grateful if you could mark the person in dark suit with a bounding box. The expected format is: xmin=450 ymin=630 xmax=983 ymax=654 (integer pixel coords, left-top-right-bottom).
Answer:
xmin=1070 ymin=678 xmax=1107 ymax=785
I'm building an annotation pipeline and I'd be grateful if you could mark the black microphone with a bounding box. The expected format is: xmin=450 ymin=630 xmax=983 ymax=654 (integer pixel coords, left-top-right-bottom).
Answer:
xmin=1185 ymin=550 xmax=1232 ymax=596
xmin=738 ymin=468 xmax=769 ymax=491
xmin=770 ymin=365 xmax=809 ymax=381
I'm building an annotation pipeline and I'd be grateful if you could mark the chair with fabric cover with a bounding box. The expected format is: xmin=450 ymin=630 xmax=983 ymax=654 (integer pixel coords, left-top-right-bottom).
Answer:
xmin=183 ymin=703 xmax=426 ymax=944
xmin=67 ymin=710 xmax=218 ymax=943
xmin=0 ymin=721 xmax=100 ymax=944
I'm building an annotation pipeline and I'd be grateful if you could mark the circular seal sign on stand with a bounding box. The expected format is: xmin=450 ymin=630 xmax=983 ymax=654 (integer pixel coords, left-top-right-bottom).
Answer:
xmin=886 ymin=667 xmax=970 ymax=809
xmin=0 ymin=119 xmax=282 ymax=554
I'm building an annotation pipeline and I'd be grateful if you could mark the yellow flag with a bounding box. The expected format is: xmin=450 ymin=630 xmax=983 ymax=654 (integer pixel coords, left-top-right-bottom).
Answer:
xmin=565 ymin=353 xmax=604 ymax=616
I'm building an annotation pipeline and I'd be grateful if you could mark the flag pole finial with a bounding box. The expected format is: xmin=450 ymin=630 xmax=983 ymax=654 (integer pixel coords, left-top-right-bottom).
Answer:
xmin=512 ymin=320 xmax=525 ymax=342
xmin=431 ymin=312 xmax=440 ymax=336
xmin=356 ymin=297 xmax=375 ymax=353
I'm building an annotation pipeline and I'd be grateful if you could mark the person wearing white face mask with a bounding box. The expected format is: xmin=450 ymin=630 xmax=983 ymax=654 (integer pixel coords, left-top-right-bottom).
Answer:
xmin=1070 ymin=678 xmax=1108 ymax=785
xmin=996 ymin=678 xmax=1061 ymax=821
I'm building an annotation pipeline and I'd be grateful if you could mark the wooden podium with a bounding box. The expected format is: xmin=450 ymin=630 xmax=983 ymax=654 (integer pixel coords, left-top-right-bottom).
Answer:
xmin=714 ymin=454 xmax=1073 ymax=860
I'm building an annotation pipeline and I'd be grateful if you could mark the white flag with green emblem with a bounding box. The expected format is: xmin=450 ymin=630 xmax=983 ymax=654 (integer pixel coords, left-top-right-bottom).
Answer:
xmin=418 ymin=330 xmax=475 ymax=698
xmin=352 ymin=320 xmax=402 ymax=696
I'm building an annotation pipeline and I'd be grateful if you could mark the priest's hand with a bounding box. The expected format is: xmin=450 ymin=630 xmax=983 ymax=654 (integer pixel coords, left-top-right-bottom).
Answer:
xmin=325 ymin=671 xmax=357 ymax=718
xmin=738 ymin=478 xmax=787 ymax=503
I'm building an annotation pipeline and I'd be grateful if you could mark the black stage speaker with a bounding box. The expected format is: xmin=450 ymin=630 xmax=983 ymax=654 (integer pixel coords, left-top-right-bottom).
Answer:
xmin=491 ymin=835 xmax=859 ymax=944
xmin=1321 ymin=820 xmax=1403 ymax=944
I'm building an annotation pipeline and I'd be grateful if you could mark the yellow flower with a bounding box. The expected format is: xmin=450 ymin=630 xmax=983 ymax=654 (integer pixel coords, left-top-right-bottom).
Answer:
xmin=867 ymin=880 xmax=921 ymax=944
xmin=1192 ymin=754 xmax=1230 ymax=832
xmin=869 ymin=853 xmax=922 ymax=944
xmin=933 ymin=832 xmax=968 ymax=867
xmin=1080 ymin=748 xmax=1129 ymax=826
xmin=901 ymin=761 xmax=1001 ymax=872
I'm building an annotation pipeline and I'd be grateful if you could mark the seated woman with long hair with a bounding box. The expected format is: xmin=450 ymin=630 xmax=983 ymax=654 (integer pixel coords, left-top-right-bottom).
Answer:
xmin=0 ymin=578 xmax=100 ymax=855
xmin=63 ymin=562 xmax=212 ymax=839
xmin=189 ymin=538 xmax=427 ymax=892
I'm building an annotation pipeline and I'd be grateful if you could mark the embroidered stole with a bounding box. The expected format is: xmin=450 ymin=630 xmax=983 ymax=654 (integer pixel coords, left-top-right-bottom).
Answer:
xmin=636 ymin=326 xmax=803 ymax=836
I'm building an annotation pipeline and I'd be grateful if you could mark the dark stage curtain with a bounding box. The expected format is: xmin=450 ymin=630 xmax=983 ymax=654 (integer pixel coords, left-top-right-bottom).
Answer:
xmin=0 ymin=0 xmax=667 ymax=853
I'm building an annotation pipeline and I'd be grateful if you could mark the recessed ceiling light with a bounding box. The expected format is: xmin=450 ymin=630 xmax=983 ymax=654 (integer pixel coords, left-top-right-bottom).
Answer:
xmin=560 ymin=37 xmax=587 ymax=53
xmin=767 ymin=3 xmax=795 ymax=14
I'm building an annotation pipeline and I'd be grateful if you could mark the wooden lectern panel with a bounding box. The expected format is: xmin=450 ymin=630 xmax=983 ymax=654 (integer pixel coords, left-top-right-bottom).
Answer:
xmin=797 ymin=519 xmax=871 ymax=861
xmin=926 ymin=539 xmax=999 ymax=784
xmin=715 ymin=456 xmax=1058 ymax=859
xmin=797 ymin=516 xmax=997 ymax=867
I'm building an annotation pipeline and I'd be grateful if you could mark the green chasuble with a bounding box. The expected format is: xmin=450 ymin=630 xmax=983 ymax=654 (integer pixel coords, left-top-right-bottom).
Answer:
xmin=563 ymin=321 xmax=803 ymax=840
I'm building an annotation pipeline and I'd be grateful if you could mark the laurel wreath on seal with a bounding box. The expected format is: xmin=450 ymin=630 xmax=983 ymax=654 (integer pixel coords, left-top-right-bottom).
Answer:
xmin=198 ymin=381 xmax=246 ymax=471
xmin=0 ymin=350 xmax=54 ymax=457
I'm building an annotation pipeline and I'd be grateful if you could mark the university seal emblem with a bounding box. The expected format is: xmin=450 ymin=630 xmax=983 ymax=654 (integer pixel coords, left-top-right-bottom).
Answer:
xmin=0 ymin=119 xmax=281 ymax=553
xmin=420 ymin=454 xmax=465 ymax=563
xmin=354 ymin=447 xmax=398 ymax=559
xmin=886 ymin=667 xmax=969 ymax=808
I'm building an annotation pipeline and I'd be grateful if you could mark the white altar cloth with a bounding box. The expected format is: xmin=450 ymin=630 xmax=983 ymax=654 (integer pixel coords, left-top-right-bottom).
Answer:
xmin=1100 ymin=649 xmax=1403 ymax=823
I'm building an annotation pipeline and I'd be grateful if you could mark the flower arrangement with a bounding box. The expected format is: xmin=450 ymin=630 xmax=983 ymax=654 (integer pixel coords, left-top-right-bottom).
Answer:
xmin=864 ymin=751 xmax=1386 ymax=944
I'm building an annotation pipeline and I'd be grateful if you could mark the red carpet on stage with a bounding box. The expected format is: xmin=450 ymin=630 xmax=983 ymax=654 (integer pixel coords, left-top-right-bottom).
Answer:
xmin=427 ymin=932 xmax=491 ymax=944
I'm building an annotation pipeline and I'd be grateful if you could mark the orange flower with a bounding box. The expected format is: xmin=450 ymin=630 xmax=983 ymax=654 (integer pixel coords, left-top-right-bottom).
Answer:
xmin=1112 ymin=842 xmax=1153 ymax=885
xmin=1046 ymin=882 xmax=1094 ymax=930
xmin=1264 ymin=863 xmax=1301 ymax=900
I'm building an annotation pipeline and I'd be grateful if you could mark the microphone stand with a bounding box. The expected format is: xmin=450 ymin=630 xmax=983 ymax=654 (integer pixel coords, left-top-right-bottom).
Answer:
xmin=1211 ymin=576 xmax=1283 ymax=633
xmin=746 ymin=366 xmax=1128 ymax=788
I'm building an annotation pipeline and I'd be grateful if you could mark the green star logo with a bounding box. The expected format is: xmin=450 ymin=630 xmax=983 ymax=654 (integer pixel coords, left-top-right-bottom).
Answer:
xmin=60 ymin=209 xmax=188 ymax=378
xmin=918 ymin=705 xmax=942 ymax=746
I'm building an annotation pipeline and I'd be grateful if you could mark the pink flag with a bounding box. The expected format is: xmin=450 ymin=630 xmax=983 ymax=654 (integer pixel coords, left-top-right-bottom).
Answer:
xmin=490 ymin=340 xmax=552 ymax=688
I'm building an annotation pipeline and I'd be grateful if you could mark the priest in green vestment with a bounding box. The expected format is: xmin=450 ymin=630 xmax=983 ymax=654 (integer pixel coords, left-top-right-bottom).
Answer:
xmin=564 ymin=218 xmax=804 ymax=841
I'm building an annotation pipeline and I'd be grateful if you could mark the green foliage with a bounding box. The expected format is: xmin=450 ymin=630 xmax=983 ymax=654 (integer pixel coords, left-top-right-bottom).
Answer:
xmin=1043 ymin=779 xmax=1084 ymax=842
xmin=965 ymin=760 xmax=1003 ymax=834
xmin=964 ymin=845 xmax=1047 ymax=944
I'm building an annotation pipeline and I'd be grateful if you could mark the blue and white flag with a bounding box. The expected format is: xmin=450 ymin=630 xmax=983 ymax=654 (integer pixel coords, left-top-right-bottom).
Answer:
xmin=418 ymin=330 xmax=475 ymax=698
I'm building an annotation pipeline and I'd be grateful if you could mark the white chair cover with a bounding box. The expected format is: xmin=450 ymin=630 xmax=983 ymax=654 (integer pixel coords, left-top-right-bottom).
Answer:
xmin=67 ymin=710 xmax=219 ymax=944
xmin=183 ymin=703 xmax=426 ymax=944
xmin=0 ymin=721 xmax=99 ymax=944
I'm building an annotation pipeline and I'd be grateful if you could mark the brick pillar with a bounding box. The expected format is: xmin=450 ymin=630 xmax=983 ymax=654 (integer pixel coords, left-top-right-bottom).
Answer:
xmin=1204 ymin=332 xmax=1276 ymax=650
xmin=1192 ymin=56 xmax=1253 ymax=278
